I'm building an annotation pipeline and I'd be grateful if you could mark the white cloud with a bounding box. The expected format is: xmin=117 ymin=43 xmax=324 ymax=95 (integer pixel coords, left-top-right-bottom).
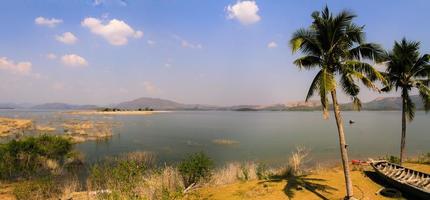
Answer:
xmin=55 ymin=32 xmax=78 ymax=45
xmin=142 ymin=81 xmax=161 ymax=95
xmin=173 ymin=35 xmax=202 ymax=49
xmin=93 ymin=0 xmax=127 ymax=6
xmin=0 ymin=57 xmax=32 ymax=75
xmin=61 ymin=54 xmax=88 ymax=67
xmin=81 ymin=17 xmax=143 ymax=45
xmin=181 ymin=40 xmax=203 ymax=49
xmin=93 ymin=0 xmax=104 ymax=6
xmin=46 ymin=53 xmax=57 ymax=60
xmin=226 ymin=1 xmax=261 ymax=25
xmin=164 ymin=63 xmax=171 ymax=68
xmin=267 ymin=41 xmax=278 ymax=48
xmin=34 ymin=17 xmax=63 ymax=27
xmin=147 ymin=40 xmax=156 ymax=45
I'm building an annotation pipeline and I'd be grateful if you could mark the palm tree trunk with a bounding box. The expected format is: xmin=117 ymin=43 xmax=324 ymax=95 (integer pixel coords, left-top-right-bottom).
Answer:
xmin=400 ymin=95 xmax=407 ymax=165
xmin=330 ymin=90 xmax=354 ymax=199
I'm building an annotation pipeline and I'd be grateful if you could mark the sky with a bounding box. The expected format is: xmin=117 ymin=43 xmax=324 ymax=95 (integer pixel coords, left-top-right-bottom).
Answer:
xmin=0 ymin=0 xmax=429 ymax=106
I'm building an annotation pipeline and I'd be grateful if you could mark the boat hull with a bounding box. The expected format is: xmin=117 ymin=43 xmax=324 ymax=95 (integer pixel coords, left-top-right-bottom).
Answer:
xmin=371 ymin=161 xmax=430 ymax=200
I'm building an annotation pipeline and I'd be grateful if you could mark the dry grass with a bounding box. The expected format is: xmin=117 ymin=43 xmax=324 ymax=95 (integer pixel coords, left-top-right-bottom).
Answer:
xmin=12 ymin=175 xmax=81 ymax=200
xmin=211 ymin=162 xmax=258 ymax=185
xmin=0 ymin=117 xmax=33 ymax=137
xmin=121 ymin=151 xmax=156 ymax=167
xmin=35 ymin=125 xmax=56 ymax=132
xmin=63 ymin=120 xmax=113 ymax=143
xmin=287 ymin=146 xmax=310 ymax=176
xmin=212 ymin=139 xmax=239 ymax=145
xmin=137 ymin=166 xmax=184 ymax=200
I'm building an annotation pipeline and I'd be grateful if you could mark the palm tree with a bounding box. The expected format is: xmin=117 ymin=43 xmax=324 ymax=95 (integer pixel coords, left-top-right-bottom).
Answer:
xmin=380 ymin=38 xmax=430 ymax=165
xmin=290 ymin=7 xmax=385 ymax=199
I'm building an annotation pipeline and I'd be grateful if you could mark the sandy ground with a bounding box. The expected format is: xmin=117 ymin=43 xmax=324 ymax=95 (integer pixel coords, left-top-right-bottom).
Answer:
xmin=185 ymin=163 xmax=430 ymax=200
xmin=66 ymin=110 xmax=172 ymax=115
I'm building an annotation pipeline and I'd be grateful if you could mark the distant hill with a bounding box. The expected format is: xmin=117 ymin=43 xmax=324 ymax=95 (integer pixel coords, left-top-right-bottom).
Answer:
xmin=0 ymin=103 xmax=34 ymax=109
xmin=31 ymin=103 xmax=99 ymax=110
xmin=226 ymin=95 xmax=424 ymax=111
xmin=2 ymin=95 xmax=425 ymax=111
xmin=113 ymin=97 xmax=219 ymax=110
xmin=340 ymin=95 xmax=424 ymax=111
xmin=114 ymin=97 xmax=186 ymax=110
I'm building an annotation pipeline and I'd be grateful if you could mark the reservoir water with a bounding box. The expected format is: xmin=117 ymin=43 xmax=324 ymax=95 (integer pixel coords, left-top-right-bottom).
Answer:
xmin=1 ymin=110 xmax=429 ymax=166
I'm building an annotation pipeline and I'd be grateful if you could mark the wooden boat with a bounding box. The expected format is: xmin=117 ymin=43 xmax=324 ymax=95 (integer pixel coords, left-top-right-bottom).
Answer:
xmin=370 ymin=160 xmax=430 ymax=199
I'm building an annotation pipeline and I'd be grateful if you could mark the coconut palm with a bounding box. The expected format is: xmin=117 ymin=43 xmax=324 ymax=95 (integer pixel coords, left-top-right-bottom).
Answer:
xmin=380 ymin=38 xmax=430 ymax=165
xmin=290 ymin=7 xmax=385 ymax=199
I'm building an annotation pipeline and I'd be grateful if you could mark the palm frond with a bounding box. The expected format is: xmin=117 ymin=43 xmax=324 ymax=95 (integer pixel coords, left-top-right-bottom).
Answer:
xmin=305 ymin=70 xmax=323 ymax=101
xmin=349 ymin=43 xmax=384 ymax=61
xmin=352 ymin=96 xmax=362 ymax=111
xmin=340 ymin=73 xmax=359 ymax=97
xmin=319 ymin=70 xmax=335 ymax=119
xmin=416 ymin=81 xmax=430 ymax=111
xmin=344 ymin=60 xmax=387 ymax=86
xmin=290 ymin=29 xmax=320 ymax=55
xmin=293 ymin=56 xmax=321 ymax=70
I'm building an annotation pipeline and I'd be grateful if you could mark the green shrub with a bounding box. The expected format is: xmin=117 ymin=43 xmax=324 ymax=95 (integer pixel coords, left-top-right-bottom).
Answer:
xmin=417 ymin=153 xmax=430 ymax=164
xmin=256 ymin=162 xmax=269 ymax=180
xmin=237 ymin=163 xmax=250 ymax=181
xmin=384 ymin=155 xmax=400 ymax=164
xmin=88 ymin=159 xmax=148 ymax=199
xmin=0 ymin=135 xmax=73 ymax=179
xmin=13 ymin=176 xmax=62 ymax=200
xmin=178 ymin=152 xmax=213 ymax=187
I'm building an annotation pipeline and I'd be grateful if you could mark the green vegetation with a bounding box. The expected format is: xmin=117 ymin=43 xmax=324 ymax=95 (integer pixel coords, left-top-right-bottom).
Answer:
xmin=0 ymin=135 xmax=75 ymax=179
xmin=384 ymin=155 xmax=401 ymax=165
xmin=11 ymin=174 xmax=80 ymax=200
xmin=290 ymin=6 xmax=385 ymax=199
xmin=380 ymin=38 xmax=430 ymax=165
xmin=256 ymin=162 xmax=270 ymax=180
xmin=178 ymin=152 xmax=214 ymax=188
xmin=417 ymin=153 xmax=430 ymax=164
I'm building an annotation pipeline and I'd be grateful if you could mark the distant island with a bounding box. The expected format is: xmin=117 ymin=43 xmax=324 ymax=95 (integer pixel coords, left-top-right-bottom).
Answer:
xmin=0 ymin=95 xmax=426 ymax=111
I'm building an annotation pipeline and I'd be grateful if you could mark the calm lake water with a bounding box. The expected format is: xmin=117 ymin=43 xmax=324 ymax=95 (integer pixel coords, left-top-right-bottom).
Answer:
xmin=1 ymin=110 xmax=429 ymax=166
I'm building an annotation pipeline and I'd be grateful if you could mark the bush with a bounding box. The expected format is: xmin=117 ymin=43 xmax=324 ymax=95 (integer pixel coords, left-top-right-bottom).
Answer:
xmin=256 ymin=162 xmax=269 ymax=180
xmin=13 ymin=176 xmax=61 ymax=200
xmin=87 ymin=154 xmax=151 ymax=199
xmin=178 ymin=152 xmax=213 ymax=187
xmin=384 ymin=155 xmax=400 ymax=164
xmin=13 ymin=175 xmax=80 ymax=200
xmin=417 ymin=153 xmax=430 ymax=164
xmin=0 ymin=135 xmax=74 ymax=179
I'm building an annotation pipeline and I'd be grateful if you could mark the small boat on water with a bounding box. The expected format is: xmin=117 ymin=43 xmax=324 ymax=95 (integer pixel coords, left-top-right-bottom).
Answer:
xmin=370 ymin=160 xmax=430 ymax=199
xmin=349 ymin=120 xmax=355 ymax=124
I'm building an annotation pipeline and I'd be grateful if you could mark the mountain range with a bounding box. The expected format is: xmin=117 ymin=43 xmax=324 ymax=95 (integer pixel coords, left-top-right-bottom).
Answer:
xmin=0 ymin=96 xmax=426 ymax=111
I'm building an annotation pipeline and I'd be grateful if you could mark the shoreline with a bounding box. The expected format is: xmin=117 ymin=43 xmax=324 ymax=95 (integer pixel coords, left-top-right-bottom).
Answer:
xmin=65 ymin=110 xmax=172 ymax=115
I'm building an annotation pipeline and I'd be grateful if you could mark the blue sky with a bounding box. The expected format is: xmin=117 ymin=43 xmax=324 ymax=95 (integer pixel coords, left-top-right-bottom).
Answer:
xmin=0 ymin=0 xmax=429 ymax=105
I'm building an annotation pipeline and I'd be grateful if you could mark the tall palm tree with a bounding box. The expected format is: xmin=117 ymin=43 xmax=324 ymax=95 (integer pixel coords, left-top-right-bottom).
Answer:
xmin=290 ymin=7 xmax=385 ymax=199
xmin=381 ymin=38 xmax=430 ymax=165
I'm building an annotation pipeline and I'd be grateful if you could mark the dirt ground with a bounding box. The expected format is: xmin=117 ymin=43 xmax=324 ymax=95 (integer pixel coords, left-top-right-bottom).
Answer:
xmin=185 ymin=163 xmax=430 ymax=200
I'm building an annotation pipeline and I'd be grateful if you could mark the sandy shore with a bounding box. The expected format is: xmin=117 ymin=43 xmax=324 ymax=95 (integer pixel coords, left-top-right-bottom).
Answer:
xmin=65 ymin=110 xmax=172 ymax=115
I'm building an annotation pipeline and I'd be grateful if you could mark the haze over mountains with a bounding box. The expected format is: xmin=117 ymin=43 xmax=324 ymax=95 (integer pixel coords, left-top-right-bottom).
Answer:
xmin=0 ymin=96 xmax=426 ymax=111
